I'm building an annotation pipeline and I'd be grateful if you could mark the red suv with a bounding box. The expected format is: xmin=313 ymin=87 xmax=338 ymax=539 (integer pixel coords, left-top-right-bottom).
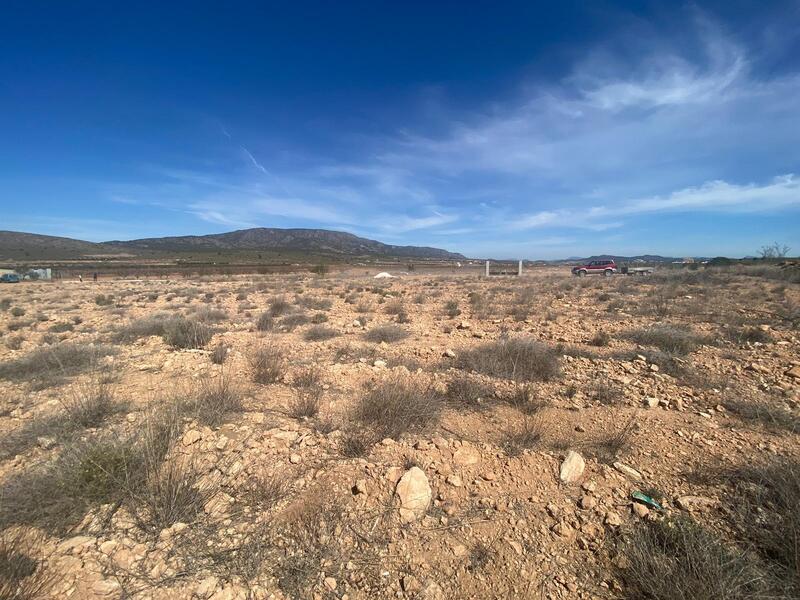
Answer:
xmin=572 ymin=259 xmax=617 ymax=277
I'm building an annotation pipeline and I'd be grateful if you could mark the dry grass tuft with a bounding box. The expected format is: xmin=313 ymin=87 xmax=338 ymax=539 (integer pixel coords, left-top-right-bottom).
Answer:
xmin=0 ymin=530 xmax=55 ymax=600
xmin=363 ymin=325 xmax=409 ymax=344
xmin=619 ymin=516 xmax=775 ymax=600
xmin=249 ymin=343 xmax=285 ymax=384
xmin=457 ymin=337 xmax=561 ymax=382
xmin=352 ymin=376 xmax=442 ymax=440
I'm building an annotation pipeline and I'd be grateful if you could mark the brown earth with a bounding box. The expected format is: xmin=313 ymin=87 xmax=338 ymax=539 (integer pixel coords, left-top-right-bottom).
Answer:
xmin=0 ymin=265 xmax=798 ymax=599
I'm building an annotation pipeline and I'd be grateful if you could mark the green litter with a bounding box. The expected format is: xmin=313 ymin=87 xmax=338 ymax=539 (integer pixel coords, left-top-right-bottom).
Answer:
xmin=632 ymin=490 xmax=663 ymax=510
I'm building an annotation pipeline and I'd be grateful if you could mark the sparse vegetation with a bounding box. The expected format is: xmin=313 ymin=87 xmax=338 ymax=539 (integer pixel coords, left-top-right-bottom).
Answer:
xmin=303 ymin=325 xmax=338 ymax=341
xmin=162 ymin=317 xmax=212 ymax=349
xmin=619 ymin=516 xmax=775 ymax=600
xmin=363 ymin=324 xmax=409 ymax=344
xmin=457 ymin=337 xmax=561 ymax=382
xmin=249 ymin=343 xmax=285 ymax=384
xmin=351 ymin=376 xmax=441 ymax=440
xmin=623 ymin=324 xmax=708 ymax=355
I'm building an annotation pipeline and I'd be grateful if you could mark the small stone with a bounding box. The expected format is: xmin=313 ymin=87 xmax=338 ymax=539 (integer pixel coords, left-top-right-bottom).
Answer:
xmin=395 ymin=467 xmax=432 ymax=523
xmin=457 ymin=321 xmax=471 ymax=330
xmin=196 ymin=576 xmax=219 ymax=598
xmin=644 ymin=397 xmax=659 ymax=409
xmin=579 ymin=495 xmax=597 ymax=510
xmin=182 ymin=430 xmax=202 ymax=446
xmin=559 ymin=451 xmax=585 ymax=484
xmin=453 ymin=446 xmax=481 ymax=466
xmin=786 ymin=366 xmax=800 ymax=379
xmin=604 ymin=511 xmax=623 ymax=527
xmin=36 ymin=436 xmax=57 ymax=450
xmin=676 ymin=495 xmax=716 ymax=511
xmin=613 ymin=461 xmax=643 ymax=481
xmin=353 ymin=479 xmax=367 ymax=495
xmin=445 ymin=474 xmax=463 ymax=487
xmin=324 ymin=577 xmax=337 ymax=591
xmin=373 ymin=359 xmax=387 ymax=368
xmin=289 ymin=453 xmax=302 ymax=464
xmin=402 ymin=575 xmax=421 ymax=594
xmin=443 ymin=349 xmax=456 ymax=358
xmin=632 ymin=503 xmax=650 ymax=518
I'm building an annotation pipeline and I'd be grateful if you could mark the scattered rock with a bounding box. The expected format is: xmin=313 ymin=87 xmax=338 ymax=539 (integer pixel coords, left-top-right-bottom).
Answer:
xmin=453 ymin=446 xmax=481 ymax=466
xmin=182 ymin=430 xmax=202 ymax=446
xmin=559 ymin=451 xmax=585 ymax=484
xmin=676 ymin=495 xmax=717 ymax=511
xmin=613 ymin=461 xmax=643 ymax=481
xmin=395 ymin=467 xmax=432 ymax=523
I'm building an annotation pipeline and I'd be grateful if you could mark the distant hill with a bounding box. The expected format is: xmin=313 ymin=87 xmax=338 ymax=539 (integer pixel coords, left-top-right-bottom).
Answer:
xmin=560 ymin=254 xmax=685 ymax=263
xmin=0 ymin=228 xmax=464 ymax=261
xmin=105 ymin=228 xmax=464 ymax=259
xmin=0 ymin=231 xmax=125 ymax=261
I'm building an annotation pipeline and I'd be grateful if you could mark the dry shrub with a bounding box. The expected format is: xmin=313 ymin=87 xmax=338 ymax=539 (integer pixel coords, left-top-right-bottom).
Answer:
xmin=210 ymin=343 xmax=228 ymax=364
xmin=384 ymin=299 xmax=405 ymax=315
xmin=94 ymin=294 xmax=114 ymax=306
xmin=590 ymin=330 xmax=611 ymax=346
xmin=288 ymin=372 xmax=323 ymax=419
xmin=0 ymin=343 xmax=116 ymax=384
xmin=295 ymin=296 xmax=332 ymax=310
xmin=507 ymin=382 xmax=547 ymax=414
xmin=726 ymin=326 xmax=773 ymax=345
xmin=162 ymin=317 xmax=212 ymax=349
xmin=186 ymin=376 xmax=243 ymax=426
xmin=193 ymin=307 xmax=228 ymax=323
xmin=501 ymin=416 xmax=544 ymax=457
xmin=587 ymin=414 xmax=636 ymax=462
xmin=725 ymin=397 xmax=798 ymax=433
xmin=623 ymin=324 xmax=707 ymax=355
xmin=256 ymin=312 xmax=274 ymax=332
xmin=339 ymin=429 xmax=378 ymax=458
xmin=727 ymin=458 xmax=800 ymax=591
xmin=0 ymin=530 xmax=55 ymax=600
xmin=303 ymin=325 xmax=338 ymax=341
xmin=0 ymin=398 xmax=211 ymax=537
xmin=114 ymin=313 xmax=173 ymax=342
xmin=60 ymin=380 xmax=122 ymax=428
xmin=445 ymin=374 xmax=494 ymax=410
xmin=249 ymin=343 xmax=285 ymax=384
xmin=444 ymin=300 xmax=461 ymax=317
xmin=619 ymin=516 xmax=775 ymax=600
xmin=268 ymin=296 xmax=292 ymax=317
xmin=352 ymin=376 xmax=442 ymax=440
xmin=363 ymin=325 xmax=409 ymax=344
xmin=457 ymin=337 xmax=561 ymax=382
xmin=591 ymin=381 xmax=623 ymax=405
xmin=281 ymin=313 xmax=310 ymax=331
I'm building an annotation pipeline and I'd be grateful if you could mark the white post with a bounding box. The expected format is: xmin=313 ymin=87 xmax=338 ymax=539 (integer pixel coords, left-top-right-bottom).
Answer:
xmin=485 ymin=260 xmax=490 ymax=277
xmin=518 ymin=260 xmax=523 ymax=276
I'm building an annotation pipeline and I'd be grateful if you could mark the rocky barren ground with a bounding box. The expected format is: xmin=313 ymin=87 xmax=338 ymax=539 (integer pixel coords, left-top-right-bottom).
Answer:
xmin=0 ymin=266 xmax=798 ymax=599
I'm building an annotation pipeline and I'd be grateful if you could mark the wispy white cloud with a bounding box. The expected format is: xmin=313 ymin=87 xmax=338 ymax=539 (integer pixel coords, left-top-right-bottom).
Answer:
xmin=241 ymin=147 xmax=269 ymax=174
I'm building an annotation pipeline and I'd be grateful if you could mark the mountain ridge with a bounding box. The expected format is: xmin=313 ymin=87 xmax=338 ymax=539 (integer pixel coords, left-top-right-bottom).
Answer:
xmin=0 ymin=228 xmax=465 ymax=261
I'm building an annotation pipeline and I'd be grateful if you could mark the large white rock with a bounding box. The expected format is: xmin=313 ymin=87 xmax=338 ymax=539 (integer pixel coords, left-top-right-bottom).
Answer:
xmin=374 ymin=272 xmax=396 ymax=279
xmin=395 ymin=467 xmax=432 ymax=523
xmin=559 ymin=451 xmax=585 ymax=484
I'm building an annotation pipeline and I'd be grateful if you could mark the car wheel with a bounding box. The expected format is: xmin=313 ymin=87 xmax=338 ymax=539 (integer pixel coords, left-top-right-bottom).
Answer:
xmin=577 ymin=270 xmax=586 ymax=277
xmin=604 ymin=269 xmax=612 ymax=277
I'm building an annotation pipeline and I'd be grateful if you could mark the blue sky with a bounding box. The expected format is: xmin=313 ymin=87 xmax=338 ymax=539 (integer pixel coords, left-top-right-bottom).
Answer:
xmin=1 ymin=1 xmax=799 ymax=258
